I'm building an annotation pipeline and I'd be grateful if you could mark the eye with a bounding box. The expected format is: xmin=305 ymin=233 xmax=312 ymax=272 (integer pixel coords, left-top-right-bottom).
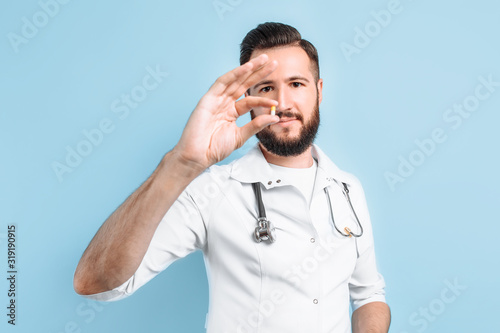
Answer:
xmin=291 ymin=82 xmax=303 ymax=88
xmin=260 ymin=86 xmax=272 ymax=93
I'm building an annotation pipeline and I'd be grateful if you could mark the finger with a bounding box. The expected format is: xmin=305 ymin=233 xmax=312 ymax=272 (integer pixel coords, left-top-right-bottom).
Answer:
xmin=230 ymin=60 xmax=279 ymax=99
xmin=224 ymin=57 xmax=277 ymax=98
xmin=234 ymin=96 xmax=278 ymax=117
xmin=209 ymin=54 xmax=271 ymax=96
xmin=239 ymin=114 xmax=280 ymax=143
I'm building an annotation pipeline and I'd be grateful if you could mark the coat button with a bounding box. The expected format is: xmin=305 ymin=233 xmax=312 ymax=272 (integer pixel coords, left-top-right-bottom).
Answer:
xmin=310 ymin=238 xmax=315 ymax=243
xmin=313 ymin=299 xmax=318 ymax=304
xmin=268 ymin=181 xmax=272 ymax=185
xmin=276 ymin=179 xmax=281 ymax=183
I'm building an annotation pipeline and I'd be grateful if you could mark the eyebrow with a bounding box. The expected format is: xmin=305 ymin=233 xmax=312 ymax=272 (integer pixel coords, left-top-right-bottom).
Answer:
xmin=253 ymin=76 xmax=311 ymax=90
xmin=288 ymin=75 xmax=310 ymax=83
xmin=253 ymin=80 xmax=274 ymax=89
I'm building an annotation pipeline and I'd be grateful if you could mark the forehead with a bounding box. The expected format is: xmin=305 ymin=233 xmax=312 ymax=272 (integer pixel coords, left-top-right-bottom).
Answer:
xmin=250 ymin=46 xmax=314 ymax=80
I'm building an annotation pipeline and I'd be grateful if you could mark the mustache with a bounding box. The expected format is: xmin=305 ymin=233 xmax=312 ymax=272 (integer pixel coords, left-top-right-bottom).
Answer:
xmin=276 ymin=110 xmax=303 ymax=122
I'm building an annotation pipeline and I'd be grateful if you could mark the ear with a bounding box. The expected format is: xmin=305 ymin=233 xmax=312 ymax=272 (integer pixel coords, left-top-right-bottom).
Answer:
xmin=316 ymin=78 xmax=323 ymax=105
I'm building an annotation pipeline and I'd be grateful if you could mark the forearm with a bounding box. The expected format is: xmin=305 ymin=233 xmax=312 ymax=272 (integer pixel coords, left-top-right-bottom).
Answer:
xmin=351 ymin=301 xmax=391 ymax=333
xmin=73 ymin=149 xmax=204 ymax=295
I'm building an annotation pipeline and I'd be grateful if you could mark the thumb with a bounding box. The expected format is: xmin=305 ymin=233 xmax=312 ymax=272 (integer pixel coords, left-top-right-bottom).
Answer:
xmin=239 ymin=114 xmax=280 ymax=143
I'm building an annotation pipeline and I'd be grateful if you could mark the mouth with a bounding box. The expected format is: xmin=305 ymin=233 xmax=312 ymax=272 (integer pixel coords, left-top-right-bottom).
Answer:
xmin=274 ymin=117 xmax=300 ymax=128
xmin=279 ymin=116 xmax=299 ymax=123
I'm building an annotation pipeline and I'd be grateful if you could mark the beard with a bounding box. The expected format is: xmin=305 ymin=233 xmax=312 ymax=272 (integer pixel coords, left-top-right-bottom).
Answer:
xmin=252 ymin=98 xmax=320 ymax=157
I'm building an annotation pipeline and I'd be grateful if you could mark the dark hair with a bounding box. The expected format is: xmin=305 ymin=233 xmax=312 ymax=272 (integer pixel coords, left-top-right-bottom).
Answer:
xmin=240 ymin=22 xmax=320 ymax=82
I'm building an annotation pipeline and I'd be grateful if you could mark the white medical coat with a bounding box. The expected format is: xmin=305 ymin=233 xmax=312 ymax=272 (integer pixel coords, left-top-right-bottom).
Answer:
xmin=83 ymin=143 xmax=387 ymax=332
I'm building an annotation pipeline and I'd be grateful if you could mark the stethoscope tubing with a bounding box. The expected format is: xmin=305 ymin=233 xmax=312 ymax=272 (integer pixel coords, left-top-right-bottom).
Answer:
xmin=324 ymin=183 xmax=364 ymax=238
xmin=252 ymin=181 xmax=364 ymax=243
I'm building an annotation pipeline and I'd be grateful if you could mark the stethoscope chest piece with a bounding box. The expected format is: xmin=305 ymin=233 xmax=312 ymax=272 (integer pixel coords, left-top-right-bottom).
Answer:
xmin=254 ymin=217 xmax=276 ymax=243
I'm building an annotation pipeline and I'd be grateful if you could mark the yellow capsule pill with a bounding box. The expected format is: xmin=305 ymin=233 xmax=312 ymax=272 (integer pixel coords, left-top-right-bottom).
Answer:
xmin=271 ymin=105 xmax=276 ymax=116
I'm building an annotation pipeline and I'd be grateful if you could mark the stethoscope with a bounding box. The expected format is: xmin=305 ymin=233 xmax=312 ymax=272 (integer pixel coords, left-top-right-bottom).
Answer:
xmin=252 ymin=181 xmax=364 ymax=243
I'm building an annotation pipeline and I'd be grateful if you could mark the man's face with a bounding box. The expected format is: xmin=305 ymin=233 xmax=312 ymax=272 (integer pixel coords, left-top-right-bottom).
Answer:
xmin=247 ymin=46 xmax=323 ymax=157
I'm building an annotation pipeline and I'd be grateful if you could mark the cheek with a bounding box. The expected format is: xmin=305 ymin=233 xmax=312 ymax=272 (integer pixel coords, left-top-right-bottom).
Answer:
xmin=299 ymin=91 xmax=318 ymax=112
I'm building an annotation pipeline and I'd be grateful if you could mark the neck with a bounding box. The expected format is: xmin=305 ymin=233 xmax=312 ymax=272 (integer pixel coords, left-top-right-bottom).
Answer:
xmin=259 ymin=143 xmax=314 ymax=168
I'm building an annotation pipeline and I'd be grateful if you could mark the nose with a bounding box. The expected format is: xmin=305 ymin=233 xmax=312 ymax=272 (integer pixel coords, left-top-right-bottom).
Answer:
xmin=275 ymin=86 xmax=293 ymax=111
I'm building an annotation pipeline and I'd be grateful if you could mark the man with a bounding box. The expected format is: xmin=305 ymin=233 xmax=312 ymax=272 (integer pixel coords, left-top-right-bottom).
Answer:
xmin=74 ymin=22 xmax=391 ymax=332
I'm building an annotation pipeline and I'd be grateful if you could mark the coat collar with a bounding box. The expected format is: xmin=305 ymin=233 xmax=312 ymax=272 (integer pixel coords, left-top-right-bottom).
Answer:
xmin=229 ymin=143 xmax=357 ymax=190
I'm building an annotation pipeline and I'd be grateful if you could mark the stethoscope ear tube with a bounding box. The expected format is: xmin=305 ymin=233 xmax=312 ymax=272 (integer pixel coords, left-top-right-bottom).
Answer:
xmin=324 ymin=183 xmax=363 ymax=238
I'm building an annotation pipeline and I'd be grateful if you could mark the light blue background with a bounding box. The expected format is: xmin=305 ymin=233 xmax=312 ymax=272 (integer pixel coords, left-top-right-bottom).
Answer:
xmin=1 ymin=0 xmax=499 ymax=332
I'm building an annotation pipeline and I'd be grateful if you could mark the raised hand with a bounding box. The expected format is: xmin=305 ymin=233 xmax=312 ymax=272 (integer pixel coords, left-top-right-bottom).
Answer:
xmin=173 ymin=54 xmax=280 ymax=171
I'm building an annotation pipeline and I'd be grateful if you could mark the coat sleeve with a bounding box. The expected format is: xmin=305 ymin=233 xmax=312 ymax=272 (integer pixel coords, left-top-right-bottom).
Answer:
xmin=347 ymin=178 xmax=387 ymax=312
xmin=79 ymin=179 xmax=208 ymax=302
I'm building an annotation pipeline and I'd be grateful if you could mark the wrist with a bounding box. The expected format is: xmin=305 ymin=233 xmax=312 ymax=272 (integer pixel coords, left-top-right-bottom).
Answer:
xmin=161 ymin=148 xmax=207 ymax=179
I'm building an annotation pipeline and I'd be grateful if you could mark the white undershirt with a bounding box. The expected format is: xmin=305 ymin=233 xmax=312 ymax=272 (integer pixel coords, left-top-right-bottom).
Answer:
xmin=268 ymin=158 xmax=318 ymax=206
